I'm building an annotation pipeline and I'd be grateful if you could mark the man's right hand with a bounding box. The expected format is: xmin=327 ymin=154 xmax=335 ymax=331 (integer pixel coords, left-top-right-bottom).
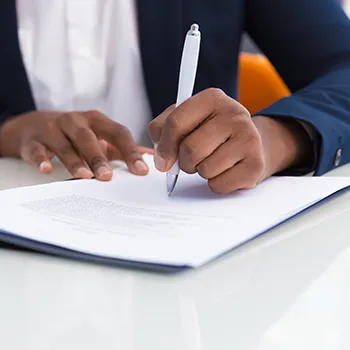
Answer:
xmin=0 ymin=110 xmax=149 ymax=180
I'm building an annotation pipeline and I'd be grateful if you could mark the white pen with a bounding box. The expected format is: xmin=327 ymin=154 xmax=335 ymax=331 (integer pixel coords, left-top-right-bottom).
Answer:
xmin=166 ymin=23 xmax=201 ymax=196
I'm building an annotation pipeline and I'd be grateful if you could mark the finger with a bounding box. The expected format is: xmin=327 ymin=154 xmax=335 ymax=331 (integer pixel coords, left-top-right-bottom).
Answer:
xmin=20 ymin=141 xmax=53 ymax=174
xmin=99 ymin=139 xmax=122 ymax=161
xmin=89 ymin=111 xmax=148 ymax=175
xmin=60 ymin=121 xmax=113 ymax=181
xmin=178 ymin=114 xmax=236 ymax=174
xmin=98 ymin=139 xmax=110 ymax=157
xmin=138 ymin=146 xmax=154 ymax=155
xmin=156 ymin=88 xmax=248 ymax=172
xmin=99 ymin=140 xmax=153 ymax=160
xmin=208 ymin=158 xmax=265 ymax=194
xmin=196 ymin=138 xmax=243 ymax=179
xmin=46 ymin=132 xmax=93 ymax=179
xmin=147 ymin=104 xmax=176 ymax=144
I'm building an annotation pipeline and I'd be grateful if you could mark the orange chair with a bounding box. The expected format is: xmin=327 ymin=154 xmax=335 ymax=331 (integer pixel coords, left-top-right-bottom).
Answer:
xmin=238 ymin=53 xmax=290 ymax=115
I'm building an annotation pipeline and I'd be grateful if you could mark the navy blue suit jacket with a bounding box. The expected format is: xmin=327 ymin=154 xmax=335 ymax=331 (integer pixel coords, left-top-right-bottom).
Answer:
xmin=1 ymin=0 xmax=350 ymax=176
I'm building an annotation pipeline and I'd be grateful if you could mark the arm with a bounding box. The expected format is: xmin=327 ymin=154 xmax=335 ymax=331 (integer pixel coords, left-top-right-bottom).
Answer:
xmin=245 ymin=0 xmax=350 ymax=175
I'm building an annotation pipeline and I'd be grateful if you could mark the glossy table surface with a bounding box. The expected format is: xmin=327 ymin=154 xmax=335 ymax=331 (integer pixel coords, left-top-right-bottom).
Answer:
xmin=1 ymin=158 xmax=350 ymax=350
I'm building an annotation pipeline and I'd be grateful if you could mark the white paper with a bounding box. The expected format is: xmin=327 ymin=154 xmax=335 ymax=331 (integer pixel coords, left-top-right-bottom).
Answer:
xmin=0 ymin=155 xmax=349 ymax=267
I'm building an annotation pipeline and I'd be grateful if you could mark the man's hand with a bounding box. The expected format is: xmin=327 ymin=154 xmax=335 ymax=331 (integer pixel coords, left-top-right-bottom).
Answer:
xmin=0 ymin=110 xmax=150 ymax=180
xmin=148 ymin=88 xmax=312 ymax=194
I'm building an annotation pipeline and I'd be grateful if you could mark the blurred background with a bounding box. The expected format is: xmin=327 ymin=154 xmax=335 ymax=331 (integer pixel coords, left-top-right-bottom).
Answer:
xmin=238 ymin=0 xmax=350 ymax=115
xmin=242 ymin=0 xmax=349 ymax=53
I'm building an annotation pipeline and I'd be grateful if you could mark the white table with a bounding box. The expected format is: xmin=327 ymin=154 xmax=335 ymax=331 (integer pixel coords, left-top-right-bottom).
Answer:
xmin=1 ymin=159 xmax=350 ymax=350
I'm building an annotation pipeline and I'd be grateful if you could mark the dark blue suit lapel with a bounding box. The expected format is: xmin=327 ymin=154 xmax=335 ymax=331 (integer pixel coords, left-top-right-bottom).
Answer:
xmin=0 ymin=0 xmax=35 ymax=114
xmin=136 ymin=0 xmax=185 ymax=117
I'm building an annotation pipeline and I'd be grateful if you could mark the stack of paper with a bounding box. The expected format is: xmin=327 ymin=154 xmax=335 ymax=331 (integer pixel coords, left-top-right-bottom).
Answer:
xmin=0 ymin=155 xmax=349 ymax=271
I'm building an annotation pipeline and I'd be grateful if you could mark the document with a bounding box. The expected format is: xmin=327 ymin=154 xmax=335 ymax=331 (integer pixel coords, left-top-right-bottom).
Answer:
xmin=0 ymin=155 xmax=349 ymax=269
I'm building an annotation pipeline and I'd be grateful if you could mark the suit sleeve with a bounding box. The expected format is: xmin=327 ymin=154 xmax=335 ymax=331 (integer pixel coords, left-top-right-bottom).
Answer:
xmin=0 ymin=0 xmax=36 ymax=127
xmin=245 ymin=0 xmax=350 ymax=175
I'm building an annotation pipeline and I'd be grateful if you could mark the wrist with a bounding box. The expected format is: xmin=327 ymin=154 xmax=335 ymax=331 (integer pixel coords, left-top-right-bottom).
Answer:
xmin=252 ymin=115 xmax=313 ymax=177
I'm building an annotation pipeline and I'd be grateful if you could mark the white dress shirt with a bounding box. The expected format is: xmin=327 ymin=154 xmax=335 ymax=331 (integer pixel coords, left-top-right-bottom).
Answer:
xmin=16 ymin=0 xmax=153 ymax=146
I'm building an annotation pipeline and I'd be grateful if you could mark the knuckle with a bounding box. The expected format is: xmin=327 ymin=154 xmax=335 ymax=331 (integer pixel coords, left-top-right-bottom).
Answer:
xmin=75 ymin=126 xmax=94 ymax=142
xmin=220 ymin=101 xmax=251 ymax=123
xmin=165 ymin=114 xmax=182 ymax=135
xmin=167 ymin=104 xmax=176 ymax=113
xmin=232 ymin=121 xmax=261 ymax=148
xmin=57 ymin=143 xmax=74 ymax=156
xmin=179 ymin=160 xmax=196 ymax=174
xmin=243 ymin=135 xmax=261 ymax=154
xmin=246 ymin=128 xmax=262 ymax=144
xmin=243 ymin=171 xmax=259 ymax=188
xmin=242 ymin=158 xmax=265 ymax=187
xmin=156 ymin=142 xmax=170 ymax=159
xmin=179 ymin=140 xmax=199 ymax=173
xmin=180 ymin=139 xmax=197 ymax=159
xmin=254 ymin=153 xmax=266 ymax=170
xmin=147 ymin=120 xmax=156 ymax=133
xmin=243 ymin=177 xmax=260 ymax=189
xmin=28 ymin=142 xmax=42 ymax=156
xmin=244 ymin=133 xmax=264 ymax=160
xmin=91 ymin=109 xmax=104 ymax=117
xmin=89 ymin=156 xmax=106 ymax=169
xmin=124 ymin=148 xmax=141 ymax=161
xmin=227 ymin=110 xmax=251 ymax=126
xmin=22 ymin=142 xmax=44 ymax=163
xmin=244 ymin=180 xmax=258 ymax=189
xmin=206 ymin=88 xmax=226 ymax=109
xmin=206 ymin=87 xmax=225 ymax=99
xmin=208 ymin=178 xmax=229 ymax=195
xmin=250 ymin=156 xmax=265 ymax=177
xmin=147 ymin=121 xmax=162 ymax=143
xmin=114 ymin=123 xmax=130 ymax=137
xmin=197 ymin=161 xmax=212 ymax=179
xmin=88 ymin=109 xmax=107 ymax=121
xmin=43 ymin=120 xmax=57 ymax=137
xmin=58 ymin=112 xmax=75 ymax=126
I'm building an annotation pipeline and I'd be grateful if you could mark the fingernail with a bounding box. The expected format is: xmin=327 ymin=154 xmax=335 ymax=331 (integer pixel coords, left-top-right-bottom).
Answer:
xmin=96 ymin=166 xmax=112 ymax=179
xmin=39 ymin=161 xmax=51 ymax=173
xmin=74 ymin=167 xmax=93 ymax=179
xmin=134 ymin=160 xmax=149 ymax=174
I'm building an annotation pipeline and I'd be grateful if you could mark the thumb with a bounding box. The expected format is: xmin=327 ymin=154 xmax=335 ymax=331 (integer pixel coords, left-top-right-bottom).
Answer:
xmin=147 ymin=104 xmax=175 ymax=145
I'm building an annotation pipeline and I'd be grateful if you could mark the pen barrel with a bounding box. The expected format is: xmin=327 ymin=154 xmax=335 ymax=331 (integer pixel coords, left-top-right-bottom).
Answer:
xmin=168 ymin=26 xmax=200 ymax=181
xmin=176 ymin=34 xmax=201 ymax=106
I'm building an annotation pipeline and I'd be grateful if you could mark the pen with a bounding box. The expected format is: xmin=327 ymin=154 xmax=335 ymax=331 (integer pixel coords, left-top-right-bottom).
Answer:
xmin=166 ymin=23 xmax=201 ymax=196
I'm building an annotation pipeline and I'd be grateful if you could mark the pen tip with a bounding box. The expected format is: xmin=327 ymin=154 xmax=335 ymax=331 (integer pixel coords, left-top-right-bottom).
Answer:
xmin=166 ymin=174 xmax=178 ymax=197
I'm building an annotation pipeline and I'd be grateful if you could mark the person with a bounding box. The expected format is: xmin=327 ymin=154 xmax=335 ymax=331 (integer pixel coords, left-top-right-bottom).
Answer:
xmin=0 ymin=0 xmax=350 ymax=194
